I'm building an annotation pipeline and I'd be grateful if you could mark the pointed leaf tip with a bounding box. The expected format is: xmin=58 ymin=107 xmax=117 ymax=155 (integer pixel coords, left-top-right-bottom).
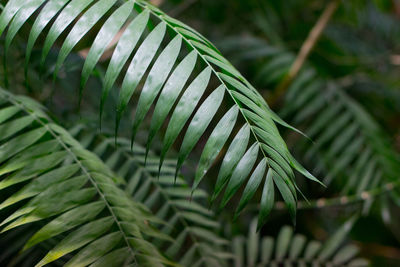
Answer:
xmin=289 ymin=154 xmax=325 ymax=187
xmin=235 ymin=158 xmax=267 ymax=219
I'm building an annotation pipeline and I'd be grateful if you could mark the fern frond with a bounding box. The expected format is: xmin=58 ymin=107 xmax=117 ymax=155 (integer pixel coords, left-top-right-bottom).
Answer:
xmin=223 ymin=34 xmax=400 ymax=210
xmin=0 ymin=0 xmax=322 ymax=226
xmin=70 ymin=125 xmax=231 ymax=266
xmin=0 ymin=88 xmax=174 ymax=266
xmin=282 ymin=68 xmax=400 ymax=208
xmin=232 ymin=216 xmax=367 ymax=266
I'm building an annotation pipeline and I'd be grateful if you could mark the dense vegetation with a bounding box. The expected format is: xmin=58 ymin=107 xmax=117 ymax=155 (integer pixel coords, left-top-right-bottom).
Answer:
xmin=0 ymin=0 xmax=399 ymax=265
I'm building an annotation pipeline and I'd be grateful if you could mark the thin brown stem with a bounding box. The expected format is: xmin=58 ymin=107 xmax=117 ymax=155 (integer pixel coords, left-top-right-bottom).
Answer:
xmin=355 ymin=241 xmax=400 ymax=260
xmin=247 ymin=179 xmax=400 ymax=211
xmin=275 ymin=180 xmax=399 ymax=211
xmin=270 ymin=0 xmax=340 ymax=106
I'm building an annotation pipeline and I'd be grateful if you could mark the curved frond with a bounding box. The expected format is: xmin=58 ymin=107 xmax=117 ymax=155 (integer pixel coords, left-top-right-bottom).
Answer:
xmin=0 ymin=88 xmax=173 ymax=266
xmin=223 ymin=35 xmax=400 ymax=210
xmin=0 ymin=0 xmax=322 ymax=226
xmin=70 ymin=125 xmax=231 ymax=266
xmin=232 ymin=216 xmax=367 ymax=266
xmin=281 ymin=63 xmax=400 ymax=210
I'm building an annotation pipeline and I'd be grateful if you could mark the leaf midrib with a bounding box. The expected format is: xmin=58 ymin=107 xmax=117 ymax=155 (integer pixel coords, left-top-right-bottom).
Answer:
xmin=134 ymin=1 xmax=271 ymax=164
xmin=103 ymin=136 xmax=223 ymax=263
xmin=0 ymin=90 xmax=138 ymax=263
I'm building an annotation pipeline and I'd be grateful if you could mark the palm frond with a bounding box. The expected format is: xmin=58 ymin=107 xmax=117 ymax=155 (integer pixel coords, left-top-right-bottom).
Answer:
xmin=0 ymin=88 xmax=173 ymax=266
xmin=222 ymin=34 xmax=400 ymax=210
xmin=0 ymin=0 xmax=322 ymax=226
xmin=282 ymin=67 xmax=400 ymax=209
xmin=70 ymin=125 xmax=231 ymax=266
xmin=232 ymin=216 xmax=367 ymax=267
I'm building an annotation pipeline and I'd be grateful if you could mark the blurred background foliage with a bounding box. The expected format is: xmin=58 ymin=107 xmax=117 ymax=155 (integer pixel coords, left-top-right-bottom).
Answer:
xmin=2 ymin=0 xmax=400 ymax=265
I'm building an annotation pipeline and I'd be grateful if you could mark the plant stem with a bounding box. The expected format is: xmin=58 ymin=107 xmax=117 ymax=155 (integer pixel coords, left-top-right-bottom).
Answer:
xmin=275 ymin=180 xmax=400 ymax=210
xmin=270 ymin=0 xmax=340 ymax=106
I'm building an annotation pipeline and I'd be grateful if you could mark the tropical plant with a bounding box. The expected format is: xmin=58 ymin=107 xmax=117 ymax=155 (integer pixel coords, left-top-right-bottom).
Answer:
xmin=237 ymin=46 xmax=400 ymax=214
xmin=217 ymin=0 xmax=400 ymax=215
xmin=71 ymin=125 xmax=230 ymax=266
xmin=212 ymin=0 xmax=400 ymax=264
xmin=0 ymin=0 xmax=322 ymax=228
xmin=0 ymin=88 xmax=172 ymax=266
xmin=0 ymin=0 xmax=399 ymax=266
xmin=231 ymin=216 xmax=368 ymax=267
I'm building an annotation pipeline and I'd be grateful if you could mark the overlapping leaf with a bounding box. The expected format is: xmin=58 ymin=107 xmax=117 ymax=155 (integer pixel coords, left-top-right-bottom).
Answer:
xmin=232 ymin=216 xmax=367 ymax=266
xmin=71 ymin=125 xmax=231 ymax=267
xmin=282 ymin=69 xmax=400 ymax=204
xmin=221 ymin=32 xmax=400 ymax=210
xmin=0 ymin=0 xmax=322 ymax=225
xmin=0 ymin=88 xmax=173 ymax=266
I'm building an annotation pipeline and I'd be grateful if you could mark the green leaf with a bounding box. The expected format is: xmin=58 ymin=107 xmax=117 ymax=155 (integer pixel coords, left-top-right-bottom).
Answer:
xmin=40 ymin=0 xmax=96 ymax=67
xmin=273 ymin=170 xmax=297 ymax=225
xmin=54 ymin=0 xmax=118 ymax=79
xmin=64 ymin=232 xmax=122 ymax=267
xmin=289 ymin=234 xmax=306 ymax=259
xmin=275 ymin=226 xmax=293 ymax=260
xmin=0 ymin=0 xmax=26 ymax=36
xmin=116 ymin=22 xmax=167 ymax=133
xmin=211 ymin=124 xmax=250 ymax=203
xmin=318 ymin=215 xmax=358 ymax=261
xmin=247 ymin=219 xmax=259 ymax=266
xmin=80 ymin=0 xmax=134 ymax=90
xmin=159 ymin=67 xmax=211 ymax=171
xmin=288 ymin=153 xmax=324 ymax=186
xmin=333 ymin=245 xmax=360 ymax=265
xmin=257 ymin=168 xmax=275 ymax=230
xmin=0 ymin=116 xmax=34 ymax=142
xmin=261 ymin=144 xmax=294 ymax=180
xmin=131 ymin=35 xmax=182 ymax=144
xmin=0 ymin=151 xmax=68 ymax=188
xmin=232 ymin=220 xmax=366 ymax=266
xmin=147 ymin=50 xmax=197 ymax=153
xmin=220 ymin=143 xmax=259 ymax=209
xmin=0 ymin=127 xmax=47 ymax=164
xmin=74 ymin=129 xmax=227 ymax=266
xmin=235 ymin=158 xmax=267 ymax=219
xmin=304 ymin=241 xmax=321 ymax=260
xmin=0 ymin=89 xmax=173 ymax=265
xmin=2 ymin=177 xmax=94 ymax=232
xmin=181 ymin=212 xmax=219 ymax=228
xmin=193 ymin=106 xmax=238 ymax=191
xmin=191 ymin=40 xmax=228 ymax=64
xmin=269 ymin=160 xmax=296 ymax=198
xmin=176 ymin=84 xmax=225 ymax=178
xmin=0 ymin=106 xmax=19 ymax=124
xmin=24 ymin=201 xmax=105 ymax=250
xmin=0 ymin=164 xmax=79 ymax=210
xmin=100 ymin=9 xmax=150 ymax=123
xmin=205 ymin=54 xmax=241 ymax=77
xmin=189 ymin=227 xmax=228 ymax=245
xmin=261 ymin=237 xmax=274 ymax=264
xmin=1 ymin=0 xmax=326 ymax=228
xmin=220 ymin=73 xmax=261 ymax=106
xmin=36 ymin=217 xmax=114 ymax=266
xmin=89 ymin=248 xmax=130 ymax=267
xmin=268 ymin=106 xmax=309 ymax=139
xmin=4 ymin=0 xmax=46 ymax=54
xmin=25 ymin=0 xmax=70 ymax=77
